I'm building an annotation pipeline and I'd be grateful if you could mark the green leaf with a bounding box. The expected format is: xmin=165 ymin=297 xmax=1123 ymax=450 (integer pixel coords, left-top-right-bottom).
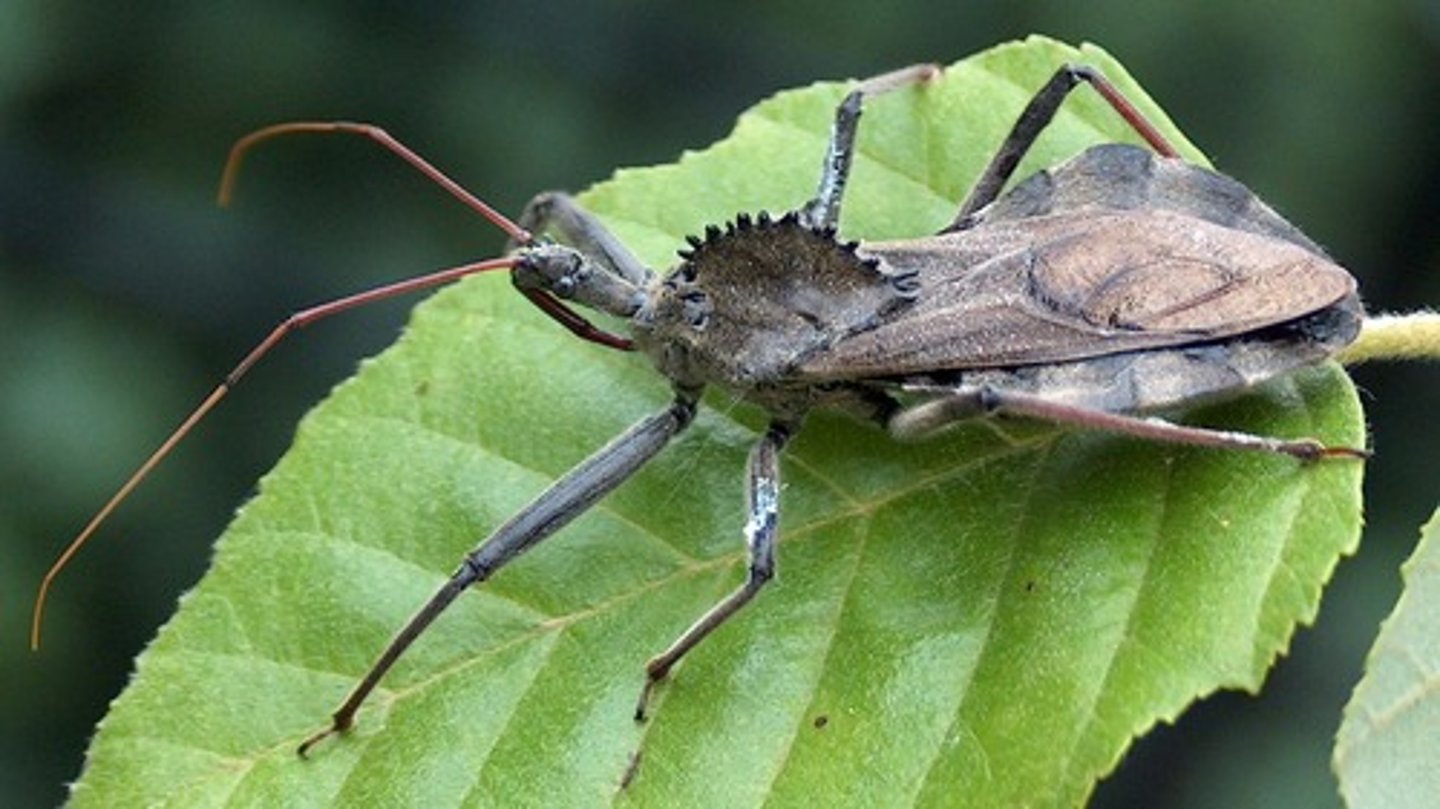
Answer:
xmin=71 ymin=36 xmax=1365 ymax=807
xmin=1334 ymin=509 xmax=1440 ymax=808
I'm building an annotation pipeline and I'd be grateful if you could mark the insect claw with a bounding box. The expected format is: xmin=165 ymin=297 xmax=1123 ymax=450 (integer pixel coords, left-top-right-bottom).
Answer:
xmin=634 ymin=675 xmax=664 ymax=723
xmin=1282 ymin=438 xmax=1370 ymax=463
xmin=296 ymin=707 xmax=357 ymax=758
xmin=297 ymin=725 xmax=339 ymax=759
xmin=1321 ymin=444 xmax=1372 ymax=461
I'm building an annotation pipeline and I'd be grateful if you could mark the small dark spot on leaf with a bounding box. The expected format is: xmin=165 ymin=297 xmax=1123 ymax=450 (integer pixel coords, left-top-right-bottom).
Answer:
xmin=813 ymin=714 xmax=829 ymax=729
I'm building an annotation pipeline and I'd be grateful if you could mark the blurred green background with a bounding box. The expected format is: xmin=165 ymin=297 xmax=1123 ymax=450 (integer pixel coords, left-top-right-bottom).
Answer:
xmin=4 ymin=2 xmax=1438 ymax=806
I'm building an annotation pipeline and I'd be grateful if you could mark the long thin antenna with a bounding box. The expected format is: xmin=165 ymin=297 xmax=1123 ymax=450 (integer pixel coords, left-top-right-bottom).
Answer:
xmin=219 ymin=121 xmax=533 ymax=244
xmin=34 ymin=121 xmax=550 ymax=649
xmin=31 ymin=256 xmax=516 ymax=650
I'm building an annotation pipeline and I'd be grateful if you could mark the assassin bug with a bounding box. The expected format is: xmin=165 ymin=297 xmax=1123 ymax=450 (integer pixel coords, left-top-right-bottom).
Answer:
xmin=33 ymin=60 xmax=1365 ymax=759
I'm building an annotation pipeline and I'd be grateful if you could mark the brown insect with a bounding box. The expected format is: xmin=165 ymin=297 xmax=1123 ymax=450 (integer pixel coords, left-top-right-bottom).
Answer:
xmin=33 ymin=62 xmax=1364 ymax=758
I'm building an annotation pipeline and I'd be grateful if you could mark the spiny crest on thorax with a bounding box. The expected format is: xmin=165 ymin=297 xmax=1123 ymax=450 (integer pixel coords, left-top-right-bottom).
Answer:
xmin=673 ymin=211 xmax=918 ymax=299
xmin=635 ymin=210 xmax=919 ymax=388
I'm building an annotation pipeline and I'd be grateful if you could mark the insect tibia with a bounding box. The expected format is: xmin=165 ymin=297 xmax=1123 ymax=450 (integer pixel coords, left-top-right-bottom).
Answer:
xmin=511 ymin=243 xmax=645 ymax=319
xmin=800 ymin=63 xmax=941 ymax=231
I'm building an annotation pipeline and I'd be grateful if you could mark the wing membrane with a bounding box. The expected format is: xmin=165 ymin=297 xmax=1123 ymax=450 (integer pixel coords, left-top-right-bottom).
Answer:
xmin=798 ymin=209 xmax=1355 ymax=380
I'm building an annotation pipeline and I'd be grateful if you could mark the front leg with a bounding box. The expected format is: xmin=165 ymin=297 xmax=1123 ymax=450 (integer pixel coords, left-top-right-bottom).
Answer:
xmin=298 ymin=394 xmax=699 ymax=756
xmin=507 ymin=193 xmax=648 ymax=351
xmin=512 ymin=191 xmax=653 ymax=287
xmin=635 ymin=421 xmax=795 ymax=721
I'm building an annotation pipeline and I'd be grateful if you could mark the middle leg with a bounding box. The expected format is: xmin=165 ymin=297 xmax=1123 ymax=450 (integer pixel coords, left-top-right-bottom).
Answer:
xmin=635 ymin=420 xmax=795 ymax=720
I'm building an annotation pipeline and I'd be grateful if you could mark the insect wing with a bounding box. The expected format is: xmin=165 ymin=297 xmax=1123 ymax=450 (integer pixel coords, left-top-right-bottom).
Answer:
xmin=798 ymin=208 xmax=1357 ymax=380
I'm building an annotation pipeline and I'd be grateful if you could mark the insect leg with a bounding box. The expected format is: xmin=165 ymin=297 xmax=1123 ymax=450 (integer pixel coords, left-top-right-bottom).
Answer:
xmin=298 ymin=393 xmax=699 ymax=757
xmin=505 ymin=191 xmax=647 ymax=350
xmin=800 ymin=64 xmax=941 ymax=230
xmin=889 ymin=387 xmax=1368 ymax=460
xmin=634 ymin=421 xmax=794 ymax=721
xmin=950 ymin=65 xmax=1181 ymax=226
xmin=513 ymin=191 xmax=652 ymax=287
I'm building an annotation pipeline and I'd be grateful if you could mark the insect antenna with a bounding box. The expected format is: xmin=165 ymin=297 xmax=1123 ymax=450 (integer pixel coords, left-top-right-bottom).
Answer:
xmin=32 ymin=121 xmax=549 ymax=650
xmin=221 ymin=122 xmax=634 ymax=351
xmin=30 ymin=255 xmax=520 ymax=650
xmin=218 ymin=121 xmax=533 ymax=244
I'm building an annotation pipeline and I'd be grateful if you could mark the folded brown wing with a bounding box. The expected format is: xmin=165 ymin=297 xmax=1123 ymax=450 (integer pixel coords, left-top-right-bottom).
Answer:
xmin=797 ymin=209 xmax=1356 ymax=380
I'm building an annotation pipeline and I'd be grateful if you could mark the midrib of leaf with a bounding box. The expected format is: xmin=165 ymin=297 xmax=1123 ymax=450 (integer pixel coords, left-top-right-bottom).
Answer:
xmin=1055 ymin=443 xmax=1175 ymax=790
xmin=910 ymin=440 xmax=1058 ymax=805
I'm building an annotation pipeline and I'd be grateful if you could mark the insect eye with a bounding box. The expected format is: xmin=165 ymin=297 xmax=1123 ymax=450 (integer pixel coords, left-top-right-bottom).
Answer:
xmin=890 ymin=269 xmax=921 ymax=296
xmin=681 ymin=291 xmax=709 ymax=329
xmin=549 ymin=254 xmax=591 ymax=298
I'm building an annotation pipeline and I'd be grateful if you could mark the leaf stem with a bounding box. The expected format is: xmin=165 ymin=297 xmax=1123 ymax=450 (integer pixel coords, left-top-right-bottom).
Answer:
xmin=1339 ymin=311 xmax=1440 ymax=365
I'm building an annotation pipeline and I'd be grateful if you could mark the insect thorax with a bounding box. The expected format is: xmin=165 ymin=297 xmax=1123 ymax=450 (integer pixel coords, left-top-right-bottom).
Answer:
xmin=631 ymin=212 xmax=917 ymax=403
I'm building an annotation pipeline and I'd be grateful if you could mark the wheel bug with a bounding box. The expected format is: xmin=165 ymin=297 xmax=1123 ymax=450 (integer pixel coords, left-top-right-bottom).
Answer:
xmin=33 ymin=60 xmax=1365 ymax=762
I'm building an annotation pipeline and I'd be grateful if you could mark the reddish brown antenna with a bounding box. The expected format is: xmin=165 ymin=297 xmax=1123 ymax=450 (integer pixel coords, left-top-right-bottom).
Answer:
xmin=218 ymin=121 xmax=534 ymax=243
xmin=32 ymin=122 xmax=537 ymax=649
